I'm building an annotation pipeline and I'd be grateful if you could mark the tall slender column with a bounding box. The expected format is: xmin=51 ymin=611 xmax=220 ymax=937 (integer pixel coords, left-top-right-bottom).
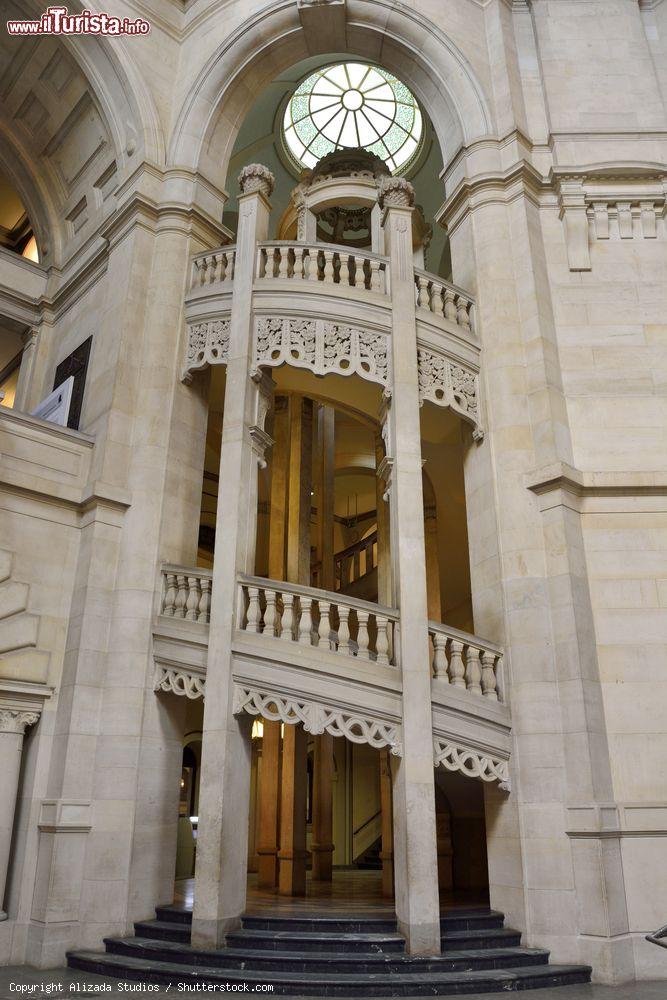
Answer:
xmin=278 ymin=724 xmax=308 ymax=895
xmin=191 ymin=164 xmax=275 ymax=948
xmin=0 ymin=708 xmax=39 ymax=920
xmin=311 ymin=733 xmax=334 ymax=881
xmin=375 ymin=430 xmax=392 ymax=606
xmin=424 ymin=502 xmax=442 ymax=622
xmin=287 ymin=396 xmax=313 ymax=585
xmin=316 ymin=404 xmax=335 ymax=592
xmin=256 ymin=394 xmax=290 ymax=889
xmin=379 ymin=748 xmax=394 ymax=898
xmin=380 ymin=177 xmax=440 ymax=955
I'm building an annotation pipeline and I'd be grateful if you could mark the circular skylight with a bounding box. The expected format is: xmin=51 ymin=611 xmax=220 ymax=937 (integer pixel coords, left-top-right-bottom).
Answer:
xmin=283 ymin=62 xmax=423 ymax=173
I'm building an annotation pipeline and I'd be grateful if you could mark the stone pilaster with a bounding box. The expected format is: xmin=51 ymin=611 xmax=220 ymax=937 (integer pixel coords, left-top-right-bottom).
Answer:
xmin=0 ymin=710 xmax=39 ymax=921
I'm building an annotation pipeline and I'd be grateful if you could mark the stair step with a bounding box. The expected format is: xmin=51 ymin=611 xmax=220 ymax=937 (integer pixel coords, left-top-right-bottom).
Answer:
xmin=155 ymin=905 xmax=193 ymax=925
xmin=439 ymin=909 xmax=505 ymax=931
xmin=105 ymin=935 xmax=552 ymax=974
xmin=134 ymin=920 xmax=190 ymax=942
xmin=226 ymin=927 xmax=405 ymax=953
xmin=442 ymin=926 xmax=522 ymax=950
xmin=242 ymin=913 xmax=398 ymax=934
xmin=67 ymin=950 xmax=593 ymax=997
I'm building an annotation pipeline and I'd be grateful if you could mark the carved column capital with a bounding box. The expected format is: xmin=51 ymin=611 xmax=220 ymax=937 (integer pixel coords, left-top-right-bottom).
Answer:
xmin=0 ymin=709 xmax=40 ymax=735
xmin=377 ymin=175 xmax=415 ymax=210
xmin=238 ymin=163 xmax=275 ymax=198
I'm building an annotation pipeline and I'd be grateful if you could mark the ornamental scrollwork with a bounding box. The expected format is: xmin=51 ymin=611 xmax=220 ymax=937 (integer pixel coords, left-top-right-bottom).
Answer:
xmin=182 ymin=319 xmax=230 ymax=382
xmin=253 ymin=317 xmax=390 ymax=393
xmin=154 ymin=666 xmax=205 ymax=700
xmin=433 ymin=736 xmax=509 ymax=788
xmin=233 ymin=684 xmax=403 ymax=756
xmin=418 ymin=347 xmax=483 ymax=439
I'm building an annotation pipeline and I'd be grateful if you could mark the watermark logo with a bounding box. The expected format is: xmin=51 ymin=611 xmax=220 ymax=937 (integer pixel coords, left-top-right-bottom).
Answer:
xmin=6 ymin=5 xmax=150 ymax=36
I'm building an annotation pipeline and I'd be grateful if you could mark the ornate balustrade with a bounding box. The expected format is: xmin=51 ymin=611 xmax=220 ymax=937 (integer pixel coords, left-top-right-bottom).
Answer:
xmin=429 ymin=621 xmax=503 ymax=702
xmin=256 ymin=241 xmax=389 ymax=294
xmin=159 ymin=566 xmax=212 ymax=623
xmin=237 ymin=574 xmax=397 ymax=667
xmin=414 ymin=268 xmax=474 ymax=334
xmin=191 ymin=247 xmax=236 ymax=289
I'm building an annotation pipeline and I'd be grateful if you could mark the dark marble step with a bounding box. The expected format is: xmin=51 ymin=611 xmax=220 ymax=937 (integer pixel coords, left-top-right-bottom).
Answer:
xmin=67 ymin=949 xmax=593 ymax=996
xmin=439 ymin=909 xmax=505 ymax=932
xmin=226 ymin=927 xmax=406 ymax=953
xmin=441 ymin=926 xmax=522 ymax=950
xmin=105 ymin=934 xmax=552 ymax=974
xmin=134 ymin=919 xmax=190 ymax=943
xmin=242 ymin=913 xmax=398 ymax=934
xmin=155 ymin=905 xmax=192 ymax=925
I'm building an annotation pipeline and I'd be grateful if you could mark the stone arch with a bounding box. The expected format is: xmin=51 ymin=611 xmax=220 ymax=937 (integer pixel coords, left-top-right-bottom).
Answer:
xmin=169 ymin=0 xmax=492 ymax=186
xmin=0 ymin=0 xmax=163 ymax=263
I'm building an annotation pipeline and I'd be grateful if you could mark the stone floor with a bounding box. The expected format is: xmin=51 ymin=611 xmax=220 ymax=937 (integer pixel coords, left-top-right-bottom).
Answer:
xmin=0 ymin=965 xmax=664 ymax=1000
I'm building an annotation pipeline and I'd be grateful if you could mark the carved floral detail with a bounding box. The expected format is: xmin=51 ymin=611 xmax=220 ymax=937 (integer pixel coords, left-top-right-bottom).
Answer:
xmin=418 ymin=348 xmax=483 ymax=439
xmin=0 ymin=709 xmax=40 ymax=734
xmin=182 ymin=319 xmax=230 ymax=381
xmin=253 ymin=317 xmax=390 ymax=392
xmin=377 ymin=175 xmax=415 ymax=209
xmin=433 ymin=736 xmax=509 ymax=787
xmin=233 ymin=685 xmax=403 ymax=755
xmin=238 ymin=163 xmax=275 ymax=198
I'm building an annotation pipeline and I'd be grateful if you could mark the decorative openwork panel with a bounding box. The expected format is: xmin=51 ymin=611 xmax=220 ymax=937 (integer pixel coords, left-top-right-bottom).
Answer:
xmin=233 ymin=684 xmax=403 ymax=756
xmin=182 ymin=319 xmax=230 ymax=382
xmin=433 ymin=736 xmax=510 ymax=789
xmin=418 ymin=347 xmax=483 ymax=439
xmin=154 ymin=665 xmax=206 ymax=700
xmin=253 ymin=316 xmax=390 ymax=392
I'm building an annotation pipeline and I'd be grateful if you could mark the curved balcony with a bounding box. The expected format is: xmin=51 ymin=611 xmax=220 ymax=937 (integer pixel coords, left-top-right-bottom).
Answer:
xmin=182 ymin=240 xmax=482 ymax=437
xmin=152 ymin=565 xmax=511 ymax=785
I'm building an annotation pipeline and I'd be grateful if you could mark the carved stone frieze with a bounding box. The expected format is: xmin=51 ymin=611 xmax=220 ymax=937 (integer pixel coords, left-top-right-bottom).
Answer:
xmin=253 ymin=317 xmax=391 ymax=392
xmin=433 ymin=736 xmax=509 ymax=788
xmin=182 ymin=319 xmax=230 ymax=382
xmin=238 ymin=163 xmax=275 ymax=198
xmin=417 ymin=348 xmax=483 ymax=439
xmin=154 ymin=665 xmax=205 ymax=700
xmin=233 ymin=684 xmax=403 ymax=756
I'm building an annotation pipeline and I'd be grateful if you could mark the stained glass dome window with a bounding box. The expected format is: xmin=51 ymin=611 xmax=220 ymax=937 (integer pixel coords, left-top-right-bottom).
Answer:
xmin=283 ymin=63 xmax=423 ymax=173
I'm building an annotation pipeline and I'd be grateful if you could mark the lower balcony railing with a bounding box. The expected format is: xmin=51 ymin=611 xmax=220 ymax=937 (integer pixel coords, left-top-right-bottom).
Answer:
xmin=429 ymin=621 xmax=503 ymax=701
xmin=237 ymin=574 xmax=397 ymax=667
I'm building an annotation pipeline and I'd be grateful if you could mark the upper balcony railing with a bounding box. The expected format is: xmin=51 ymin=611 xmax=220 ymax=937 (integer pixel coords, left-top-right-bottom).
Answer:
xmin=256 ymin=241 xmax=389 ymax=295
xmin=414 ymin=268 xmax=474 ymax=333
xmin=428 ymin=620 xmax=503 ymax=701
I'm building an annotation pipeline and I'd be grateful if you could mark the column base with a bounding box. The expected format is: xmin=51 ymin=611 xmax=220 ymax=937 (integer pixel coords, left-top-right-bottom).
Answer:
xmin=396 ymin=916 xmax=442 ymax=956
xmin=191 ymin=914 xmax=242 ymax=950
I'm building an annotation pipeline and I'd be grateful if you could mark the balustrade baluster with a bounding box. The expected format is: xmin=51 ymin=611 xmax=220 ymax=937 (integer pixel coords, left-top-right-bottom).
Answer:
xmin=307 ymin=248 xmax=319 ymax=281
xmin=432 ymin=632 xmax=448 ymax=680
xmin=318 ymin=601 xmax=332 ymax=650
xmin=347 ymin=254 xmax=356 ymax=287
xmin=256 ymin=247 xmax=264 ymax=279
xmin=228 ymin=251 xmax=235 ymax=281
xmin=356 ymin=610 xmax=370 ymax=660
xmin=417 ymin=276 xmax=429 ymax=309
xmin=444 ymin=287 xmax=457 ymax=323
xmin=338 ymin=605 xmax=351 ymax=654
xmin=465 ymin=644 xmax=482 ymax=694
xmin=323 ymin=250 xmax=335 ymax=283
xmin=369 ymin=259 xmax=381 ymax=292
xmin=430 ymin=281 xmax=444 ymax=315
xmin=198 ymin=578 xmax=211 ymax=623
xmin=263 ymin=588 xmax=278 ymax=637
xmin=375 ymin=616 xmax=390 ymax=666
xmin=298 ymin=596 xmax=313 ymax=645
xmin=293 ymin=246 xmax=305 ymax=279
xmin=163 ymin=573 xmax=177 ymax=615
xmin=174 ymin=575 xmax=188 ymax=618
xmin=278 ymin=245 xmax=289 ymax=279
xmin=456 ymin=295 xmax=471 ymax=330
xmin=280 ymin=592 xmax=294 ymax=641
xmin=449 ymin=638 xmax=465 ymax=686
xmin=185 ymin=576 xmax=201 ymax=621
xmin=246 ymin=586 xmax=261 ymax=632
xmin=481 ymin=651 xmax=498 ymax=700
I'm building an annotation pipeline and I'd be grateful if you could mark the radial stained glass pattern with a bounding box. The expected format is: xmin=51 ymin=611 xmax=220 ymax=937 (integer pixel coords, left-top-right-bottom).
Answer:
xmin=283 ymin=63 xmax=423 ymax=173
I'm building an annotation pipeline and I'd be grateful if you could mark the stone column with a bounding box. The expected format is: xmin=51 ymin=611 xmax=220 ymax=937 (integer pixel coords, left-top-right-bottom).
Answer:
xmin=255 ymin=394 xmax=290 ymax=889
xmin=424 ymin=502 xmax=442 ymax=622
xmin=0 ymin=709 xmax=39 ymax=920
xmin=278 ymin=724 xmax=308 ymax=895
xmin=380 ymin=176 xmax=440 ymax=955
xmin=311 ymin=733 xmax=334 ymax=881
xmin=316 ymin=404 xmax=335 ymax=592
xmin=191 ymin=164 xmax=275 ymax=948
xmin=379 ymin=748 xmax=394 ymax=898
xmin=375 ymin=429 xmax=392 ymax=607
xmin=286 ymin=396 xmax=313 ymax=585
